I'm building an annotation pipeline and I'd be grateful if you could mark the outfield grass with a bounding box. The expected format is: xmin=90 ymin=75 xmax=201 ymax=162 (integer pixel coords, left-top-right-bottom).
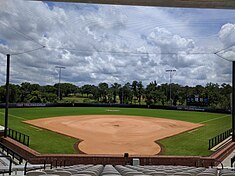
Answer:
xmin=0 ymin=107 xmax=231 ymax=156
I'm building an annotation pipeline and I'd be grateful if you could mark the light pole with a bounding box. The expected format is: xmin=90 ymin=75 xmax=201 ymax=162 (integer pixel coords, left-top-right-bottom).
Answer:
xmin=4 ymin=54 xmax=10 ymax=137
xmin=232 ymin=61 xmax=235 ymax=141
xmin=55 ymin=66 xmax=65 ymax=100
xmin=166 ymin=69 xmax=176 ymax=106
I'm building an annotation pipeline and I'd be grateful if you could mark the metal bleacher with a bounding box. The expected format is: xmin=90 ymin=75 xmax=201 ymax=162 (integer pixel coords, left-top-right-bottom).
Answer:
xmin=22 ymin=164 xmax=235 ymax=176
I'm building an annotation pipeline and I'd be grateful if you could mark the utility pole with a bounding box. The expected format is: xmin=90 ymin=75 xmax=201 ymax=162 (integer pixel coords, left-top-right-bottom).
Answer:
xmin=55 ymin=66 xmax=65 ymax=100
xmin=4 ymin=54 xmax=10 ymax=137
xmin=232 ymin=61 xmax=235 ymax=141
xmin=166 ymin=69 xmax=176 ymax=106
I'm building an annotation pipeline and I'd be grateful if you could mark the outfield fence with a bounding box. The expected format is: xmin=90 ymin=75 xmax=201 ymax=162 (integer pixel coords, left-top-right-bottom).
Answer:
xmin=7 ymin=128 xmax=29 ymax=147
xmin=208 ymin=128 xmax=232 ymax=150
xmin=0 ymin=103 xmax=230 ymax=114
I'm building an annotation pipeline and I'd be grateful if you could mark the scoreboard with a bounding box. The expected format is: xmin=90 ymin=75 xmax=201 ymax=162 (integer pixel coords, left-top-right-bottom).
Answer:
xmin=186 ymin=95 xmax=208 ymax=106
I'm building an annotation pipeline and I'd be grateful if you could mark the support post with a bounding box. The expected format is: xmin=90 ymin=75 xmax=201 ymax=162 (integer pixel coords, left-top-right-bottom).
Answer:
xmin=4 ymin=54 xmax=10 ymax=137
xmin=232 ymin=61 xmax=235 ymax=141
xmin=58 ymin=68 xmax=61 ymax=100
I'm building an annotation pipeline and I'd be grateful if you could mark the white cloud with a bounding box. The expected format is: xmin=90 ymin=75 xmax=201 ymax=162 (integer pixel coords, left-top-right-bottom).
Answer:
xmin=0 ymin=0 xmax=234 ymax=87
xmin=217 ymin=23 xmax=235 ymax=62
xmin=219 ymin=23 xmax=235 ymax=47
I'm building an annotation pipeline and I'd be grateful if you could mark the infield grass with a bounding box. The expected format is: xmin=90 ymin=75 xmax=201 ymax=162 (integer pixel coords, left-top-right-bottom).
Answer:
xmin=0 ymin=107 xmax=231 ymax=156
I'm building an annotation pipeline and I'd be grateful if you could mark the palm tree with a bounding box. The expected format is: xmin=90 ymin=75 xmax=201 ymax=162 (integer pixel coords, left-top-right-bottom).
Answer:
xmin=98 ymin=82 xmax=109 ymax=103
xmin=137 ymin=81 xmax=144 ymax=104
xmin=132 ymin=81 xmax=138 ymax=104
xmin=111 ymin=83 xmax=121 ymax=103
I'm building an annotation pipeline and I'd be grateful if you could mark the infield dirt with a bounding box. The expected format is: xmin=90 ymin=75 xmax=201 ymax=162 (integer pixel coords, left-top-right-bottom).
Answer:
xmin=25 ymin=115 xmax=203 ymax=155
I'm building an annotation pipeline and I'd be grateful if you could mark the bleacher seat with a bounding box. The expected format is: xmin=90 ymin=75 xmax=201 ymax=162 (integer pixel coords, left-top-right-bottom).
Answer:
xmin=0 ymin=161 xmax=234 ymax=176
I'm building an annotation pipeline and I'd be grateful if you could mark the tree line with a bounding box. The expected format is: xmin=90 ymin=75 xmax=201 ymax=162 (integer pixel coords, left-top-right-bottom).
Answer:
xmin=0 ymin=81 xmax=231 ymax=110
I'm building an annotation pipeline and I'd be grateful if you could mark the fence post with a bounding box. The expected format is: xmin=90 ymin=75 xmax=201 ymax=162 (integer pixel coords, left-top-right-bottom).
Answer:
xmin=19 ymin=133 xmax=21 ymax=143
xmin=27 ymin=136 xmax=29 ymax=146
xmin=23 ymin=135 xmax=25 ymax=145
xmin=15 ymin=131 xmax=18 ymax=140
xmin=11 ymin=130 xmax=13 ymax=139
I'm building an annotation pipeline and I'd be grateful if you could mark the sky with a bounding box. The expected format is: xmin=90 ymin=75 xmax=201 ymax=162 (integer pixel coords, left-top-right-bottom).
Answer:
xmin=0 ymin=0 xmax=235 ymax=87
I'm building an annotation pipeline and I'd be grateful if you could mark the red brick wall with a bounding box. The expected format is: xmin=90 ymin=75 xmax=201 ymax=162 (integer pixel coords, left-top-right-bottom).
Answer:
xmin=1 ymin=137 xmax=234 ymax=167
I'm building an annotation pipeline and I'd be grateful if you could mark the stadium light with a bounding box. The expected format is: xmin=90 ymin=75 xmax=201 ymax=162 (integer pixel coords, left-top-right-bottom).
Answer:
xmin=55 ymin=66 xmax=66 ymax=100
xmin=166 ymin=69 xmax=176 ymax=106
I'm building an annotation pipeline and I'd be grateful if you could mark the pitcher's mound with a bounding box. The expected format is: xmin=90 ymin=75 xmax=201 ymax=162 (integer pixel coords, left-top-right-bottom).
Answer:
xmin=25 ymin=115 xmax=202 ymax=155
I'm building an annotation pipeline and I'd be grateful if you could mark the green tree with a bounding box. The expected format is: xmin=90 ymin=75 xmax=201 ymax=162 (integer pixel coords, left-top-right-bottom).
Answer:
xmin=132 ymin=81 xmax=138 ymax=104
xmin=111 ymin=83 xmax=121 ymax=103
xmin=90 ymin=85 xmax=99 ymax=101
xmin=80 ymin=84 xmax=92 ymax=97
xmin=54 ymin=83 xmax=78 ymax=97
xmin=20 ymin=82 xmax=32 ymax=102
xmin=8 ymin=84 xmax=21 ymax=103
xmin=219 ymin=83 xmax=231 ymax=110
xmin=28 ymin=90 xmax=42 ymax=103
xmin=41 ymin=85 xmax=57 ymax=94
xmin=137 ymin=81 xmax=144 ymax=105
xmin=122 ymin=82 xmax=133 ymax=104
xmin=145 ymin=81 xmax=158 ymax=105
xmin=205 ymin=83 xmax=220 ymax=108
xmin=98 ymin=82 xmax=109 ymax=103
xmin=0 ymin=86 xmax=5 ymax=103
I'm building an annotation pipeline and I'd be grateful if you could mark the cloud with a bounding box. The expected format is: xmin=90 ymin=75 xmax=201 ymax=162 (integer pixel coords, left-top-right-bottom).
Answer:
xmin=0 ymin=0 xmax=234 ymax=87
xmin=217 ymin=23 xmax=235 ymax=63
xmin=219 ymin=23 xmax=235 ymax=47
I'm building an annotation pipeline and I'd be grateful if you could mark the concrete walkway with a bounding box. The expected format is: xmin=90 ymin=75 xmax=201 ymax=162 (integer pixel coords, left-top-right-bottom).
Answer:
xmin=222 ymin=150 xmax=235 ymax=168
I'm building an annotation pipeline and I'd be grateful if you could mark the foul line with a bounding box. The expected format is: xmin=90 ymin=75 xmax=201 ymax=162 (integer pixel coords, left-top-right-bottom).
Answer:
xmin=0 ymin=111 xmax=26 ymax=120
xmin=199 ymin=114 xmax=230 ymax=124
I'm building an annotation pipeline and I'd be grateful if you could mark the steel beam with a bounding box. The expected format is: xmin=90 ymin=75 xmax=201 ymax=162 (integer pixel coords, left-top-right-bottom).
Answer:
xmin=32 ymin=0 xmax=235 ymax=9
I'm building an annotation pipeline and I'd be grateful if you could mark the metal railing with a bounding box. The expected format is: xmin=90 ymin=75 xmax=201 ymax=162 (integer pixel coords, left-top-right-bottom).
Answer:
xmin=24 ymin=161 xmax=49 ymax=175
xmin=208 ymin=128 xmax=232 ymax=150
xmin=0 ymin=142 xmax=24 ymax=164
xmin=7 ymin=128 xmax=29 ymax=146
xmin=0 ymin=155 xmax=12 ymax=175
xmin=231 ymin=154 xmax=235 ymax=168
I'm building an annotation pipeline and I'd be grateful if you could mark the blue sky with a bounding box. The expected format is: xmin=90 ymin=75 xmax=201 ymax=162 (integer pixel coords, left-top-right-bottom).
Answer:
xmin=0 ymin=38 xmax=7 ymax=45
xmin=0 ymin=0 xmax=234 ymax=86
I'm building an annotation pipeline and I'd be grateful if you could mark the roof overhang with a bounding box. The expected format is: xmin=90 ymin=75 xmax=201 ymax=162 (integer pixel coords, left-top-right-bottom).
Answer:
xmin=34 ymin=0 xmax=235 ymax=9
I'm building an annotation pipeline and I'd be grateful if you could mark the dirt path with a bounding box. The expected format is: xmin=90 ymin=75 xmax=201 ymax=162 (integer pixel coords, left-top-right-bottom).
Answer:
xmin=25 ymin=115 xmax=202 ymax=155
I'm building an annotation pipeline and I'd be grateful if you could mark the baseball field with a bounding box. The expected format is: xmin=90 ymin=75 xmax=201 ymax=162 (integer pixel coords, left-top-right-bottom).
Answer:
xmin=0 ymin=107 xmax=231 ymax=156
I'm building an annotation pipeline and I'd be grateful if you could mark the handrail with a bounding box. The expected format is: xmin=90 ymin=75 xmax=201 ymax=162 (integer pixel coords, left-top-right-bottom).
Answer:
xmin=0 ymin=155 xmax=12 ymax=175
xmin=24 ymin=160 xmax=49 ymax=175
xmin=24 ymin=161 xmax=28 ymax=175
xmin=0 ymin=142 xmax=24 ymax=164
xmin=231 ymin=154 xmax=235 ymax=168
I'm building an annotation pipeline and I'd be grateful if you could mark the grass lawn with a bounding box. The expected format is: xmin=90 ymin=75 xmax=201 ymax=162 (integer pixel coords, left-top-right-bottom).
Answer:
xmin=61 ymin=97 xmax=96 ymax=103
xmin=62 ymin=96 xmax=148 ymax=105
xmin=0 ymin=107 xmax=231 ymax=156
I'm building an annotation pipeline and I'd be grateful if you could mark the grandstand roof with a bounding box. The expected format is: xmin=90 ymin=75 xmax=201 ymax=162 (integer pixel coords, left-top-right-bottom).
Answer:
xmin=37 ymin=0 xmax=235 ymax=9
